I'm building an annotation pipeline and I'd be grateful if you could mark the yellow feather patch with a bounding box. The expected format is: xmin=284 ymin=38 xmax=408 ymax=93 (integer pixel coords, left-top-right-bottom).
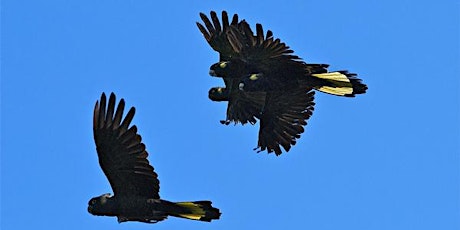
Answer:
xmin=312 ymin=72 xmax=354 ymax=96
xmin=312 ymin=72 xmax=351 ymax=82
xmin=178 ymin=214 xmax=203 ymax=220
xmin=249 ymin=74 xmax=259 ymax=81
xmin=317 ymin=86 xmax=353 ymax=96
xmin=219 ymin=62 xmax=227 ymax=68
xmin=176 ymin=202 xmax=206 ymax=220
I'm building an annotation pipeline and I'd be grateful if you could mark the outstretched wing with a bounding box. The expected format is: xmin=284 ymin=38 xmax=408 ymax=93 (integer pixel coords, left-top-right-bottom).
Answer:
xmin=227 ymin=22 xmax=307 ymax=79
xmin=257 ymin=85 xmax=316 ymax=155
xmin=197 ymin=11 xmax=241 ymax=61
xmin=93 ymin=92 xmax=160 ymax=199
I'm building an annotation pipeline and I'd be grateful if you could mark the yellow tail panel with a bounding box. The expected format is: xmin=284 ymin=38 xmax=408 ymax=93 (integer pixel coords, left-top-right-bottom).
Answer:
xmin=316 ymin=86 xmax=353 ymax=96
xmin=312 ymin=72 xmax=351 ymax=82
xmin=312 ymin=72 xmax=353 ymax=96
xmin=176 ymin=202 xmax=206 ymax=220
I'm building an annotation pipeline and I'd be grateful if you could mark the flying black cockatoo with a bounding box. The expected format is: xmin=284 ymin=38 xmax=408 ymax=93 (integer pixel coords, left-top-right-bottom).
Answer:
xmin=88 ymin=92 xmax=221 ymax=223
xmin=196 ymin=11 xmax=367 ymax=155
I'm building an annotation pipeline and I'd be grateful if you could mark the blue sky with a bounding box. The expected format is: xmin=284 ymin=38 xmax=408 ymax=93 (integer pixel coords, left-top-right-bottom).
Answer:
xmin=2 ymin=0 xmax=459 ymax=229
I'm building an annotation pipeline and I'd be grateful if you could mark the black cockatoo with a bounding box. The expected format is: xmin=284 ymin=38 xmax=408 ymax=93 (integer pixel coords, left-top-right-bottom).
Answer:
xmin=88 ymin=92 xmax=221 ymax=223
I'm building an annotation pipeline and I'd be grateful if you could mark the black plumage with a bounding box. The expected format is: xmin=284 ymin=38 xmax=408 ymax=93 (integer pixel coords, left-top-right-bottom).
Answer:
xmin=197 ymin=11 xmax=367 ymax=155
xmin=88 ymin=92 xmax=220 ymax=223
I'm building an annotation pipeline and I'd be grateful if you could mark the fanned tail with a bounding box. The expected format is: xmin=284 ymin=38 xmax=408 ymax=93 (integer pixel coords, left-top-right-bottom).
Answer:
xmin=309 ymin=71 xmax=367 ymax=97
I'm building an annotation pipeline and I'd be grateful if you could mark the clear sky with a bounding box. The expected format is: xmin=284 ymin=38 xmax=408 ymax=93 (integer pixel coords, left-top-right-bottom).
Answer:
xmin=2 ymin=0 xmax=459 ymax=229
